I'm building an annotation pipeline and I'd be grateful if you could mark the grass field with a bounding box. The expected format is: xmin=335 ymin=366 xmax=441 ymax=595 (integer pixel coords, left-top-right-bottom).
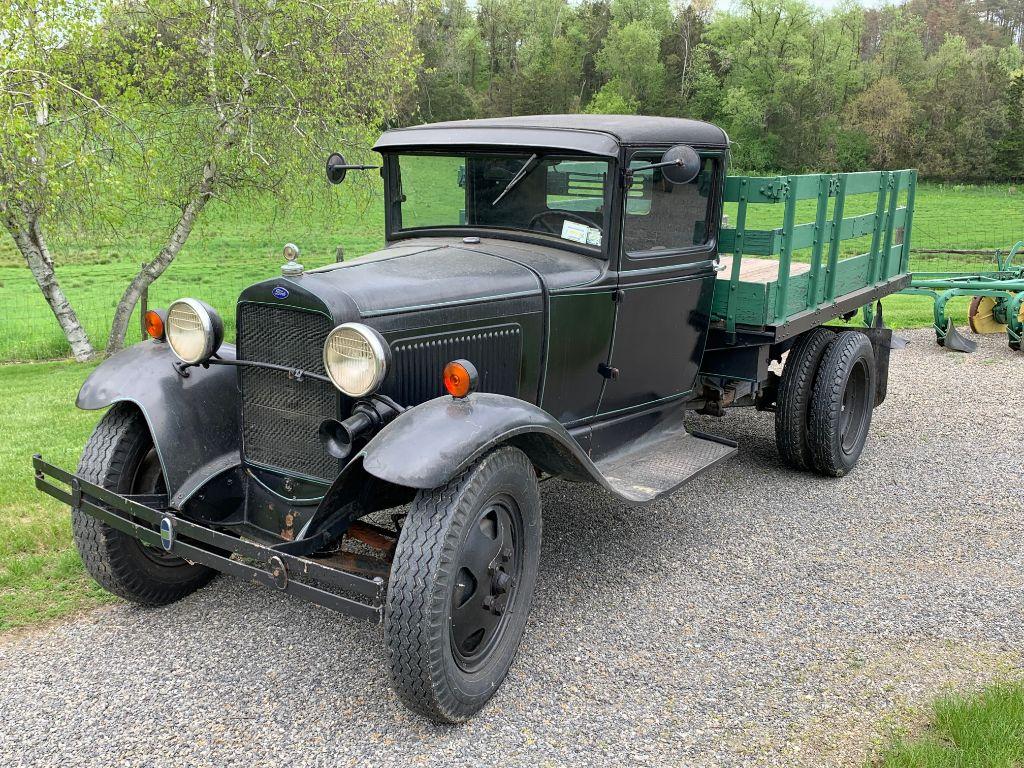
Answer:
xmin=1 ymin=180 xmax=1021 ymax=361
xmin=874 ymin=680 xmax=1024 ymax=767
xmin=0 ymin=360 xmax=112 ymax=632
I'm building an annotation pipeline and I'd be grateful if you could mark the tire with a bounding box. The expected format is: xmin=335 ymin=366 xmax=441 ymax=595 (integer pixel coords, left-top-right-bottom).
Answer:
xmin=807 ymin=331 xmax=876 ymax=477
xmin=775 ymin=327 xmax=835 ymax=470
xmin=72 ymin=403 xmax=215 ymax=605
xmin=384 ymin=446 xmax=542 ymax=723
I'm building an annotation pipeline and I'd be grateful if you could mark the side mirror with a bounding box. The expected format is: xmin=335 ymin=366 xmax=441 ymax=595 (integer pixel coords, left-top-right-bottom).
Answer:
xmin=326 ymin=153 xmax=350 ymax=184
xmin=628 ymin=145 xmax=702 ymax=185
xmin=659 ymin=145 xmax=702 ymax=185
xmin=326 ymin=152 xmax=379 ymax=185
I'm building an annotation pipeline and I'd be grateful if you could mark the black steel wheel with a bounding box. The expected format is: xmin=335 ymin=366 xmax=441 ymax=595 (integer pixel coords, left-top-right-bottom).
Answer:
xmin=807 ymin=331 xmax=876 ymax=477
xmin=72 ymin=403 xmax=215 ymax=605
xmin=384 ymin=446 xmax=541 ymax=723
xmin=775 ymin=327 xmax=836 ymax=470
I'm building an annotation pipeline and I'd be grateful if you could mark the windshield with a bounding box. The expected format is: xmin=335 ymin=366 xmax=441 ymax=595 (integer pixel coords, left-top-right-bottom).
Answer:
xmin=390 ymin=152 xmax=611 ymax=251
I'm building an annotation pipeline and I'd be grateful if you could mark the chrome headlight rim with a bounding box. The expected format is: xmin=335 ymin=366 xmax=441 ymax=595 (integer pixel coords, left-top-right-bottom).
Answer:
xmin=166 ymin=297 xmax=223 ymax=364
xmin=322 ymin=322 xmax=390 ymax=397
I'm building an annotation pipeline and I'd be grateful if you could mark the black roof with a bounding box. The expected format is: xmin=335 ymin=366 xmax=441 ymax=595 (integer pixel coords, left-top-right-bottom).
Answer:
xmin=374 ymin=114 xmax=729 ymax=157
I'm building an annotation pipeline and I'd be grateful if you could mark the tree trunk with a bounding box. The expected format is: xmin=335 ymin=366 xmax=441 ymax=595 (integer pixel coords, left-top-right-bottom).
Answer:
xmin=2 ymin=207 xmax=95 ymax=361
xmin=105 ymin=0 xmax=268 ymax=355
xmin=105 ymin=158 xmax=218 ymax=355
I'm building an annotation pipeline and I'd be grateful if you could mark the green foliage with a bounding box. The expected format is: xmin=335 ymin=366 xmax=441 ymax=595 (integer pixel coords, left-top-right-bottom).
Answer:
xmin=411 ymin=0 xmax=1024 ymax=181
xmin=585 ymin=83 xmax=640 ymax=114
xmin=875 ymin=680 xmax=1024 ymax=767
xmin=0 ymin=0 xmax=138 ymax=226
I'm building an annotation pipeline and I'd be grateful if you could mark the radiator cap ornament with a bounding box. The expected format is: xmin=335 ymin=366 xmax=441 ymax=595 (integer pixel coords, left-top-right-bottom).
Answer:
xmin=281 ymin=243 xmax=303 ymax=276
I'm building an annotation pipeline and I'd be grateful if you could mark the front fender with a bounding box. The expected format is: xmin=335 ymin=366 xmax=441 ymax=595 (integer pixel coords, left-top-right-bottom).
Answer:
xmin=77 ymin=341 xmax=240 ymax=507
xmin=361 ymin=392 xmax=600 ymax=490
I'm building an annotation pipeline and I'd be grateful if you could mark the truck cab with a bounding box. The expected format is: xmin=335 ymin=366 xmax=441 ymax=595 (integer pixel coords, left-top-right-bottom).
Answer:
xmin=34 ymin=115 xmax=914 ymax=724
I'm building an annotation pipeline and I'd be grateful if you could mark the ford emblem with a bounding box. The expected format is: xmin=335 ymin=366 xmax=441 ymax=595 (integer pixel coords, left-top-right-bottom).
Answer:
xmin=159 ymin=517 xmax=175 ymax=551
xmin=272 ymin=286 xmax=289 ymax=299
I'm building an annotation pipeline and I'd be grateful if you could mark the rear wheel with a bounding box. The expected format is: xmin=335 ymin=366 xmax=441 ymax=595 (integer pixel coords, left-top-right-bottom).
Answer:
xmin=807 ymin=331 xmax=876 ymax=477
xmin=72 ymin=403 xmax=215 ymax=605
xmin=775 ymin=327 xmax=835 ymax=470
xmin=384 ymin=446 xmax=541 ymax=723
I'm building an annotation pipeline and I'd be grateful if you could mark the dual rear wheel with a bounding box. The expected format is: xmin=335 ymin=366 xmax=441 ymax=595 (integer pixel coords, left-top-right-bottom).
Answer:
xmin=775 ymin=328 xmax=877 ymax=477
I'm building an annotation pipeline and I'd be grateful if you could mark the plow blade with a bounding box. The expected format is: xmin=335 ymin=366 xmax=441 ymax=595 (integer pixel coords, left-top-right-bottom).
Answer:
xmin=939 ymin=319 xmax=977 ymax=353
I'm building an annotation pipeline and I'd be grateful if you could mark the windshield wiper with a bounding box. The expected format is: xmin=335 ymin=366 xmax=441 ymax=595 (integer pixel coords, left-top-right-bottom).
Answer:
xmin=492 ymin=153 xmax=539 ymax=207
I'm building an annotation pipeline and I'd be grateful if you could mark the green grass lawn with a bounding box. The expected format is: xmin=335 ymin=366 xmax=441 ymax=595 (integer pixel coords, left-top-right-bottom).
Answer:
xmin=874 ymin=680 xmax=1024 ymax=767
xmin=0 ymin=360 xmax=113 ymax=632
xmin=0 ymin=188 xmax=387 ymax=361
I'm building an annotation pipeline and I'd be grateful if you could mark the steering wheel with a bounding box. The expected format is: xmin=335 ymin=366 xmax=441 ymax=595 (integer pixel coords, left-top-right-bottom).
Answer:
xmin=529 ymin=210 xmax=603 ymax=237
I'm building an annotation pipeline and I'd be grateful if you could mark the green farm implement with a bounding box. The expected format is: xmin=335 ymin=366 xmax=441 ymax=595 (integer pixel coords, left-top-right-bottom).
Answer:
xmin=899 ymin=241 xmax=1024 ymax=352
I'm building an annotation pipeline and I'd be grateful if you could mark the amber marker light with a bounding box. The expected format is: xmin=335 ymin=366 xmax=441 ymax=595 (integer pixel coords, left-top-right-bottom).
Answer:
xmin=144 ymin=309 xmax=167 ymax=341
xmin=443 ymin=359 xmax=479 ymax=398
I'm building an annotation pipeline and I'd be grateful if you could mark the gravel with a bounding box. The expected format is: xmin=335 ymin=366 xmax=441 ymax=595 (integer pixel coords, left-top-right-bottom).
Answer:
xmin=1 ymin=328 xmax=1022 ymax=767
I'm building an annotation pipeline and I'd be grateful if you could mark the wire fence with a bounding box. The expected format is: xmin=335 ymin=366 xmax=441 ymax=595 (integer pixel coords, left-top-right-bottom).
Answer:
xmin=1 ymin=182 xmax=1021 ymax=363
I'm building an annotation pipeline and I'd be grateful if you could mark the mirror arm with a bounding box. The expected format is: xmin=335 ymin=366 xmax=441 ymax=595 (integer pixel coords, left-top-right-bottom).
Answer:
xmin=624 ymin=158 xmax=685 ymax=178
xmin=331 ymin=164 xmax=380 ymax=172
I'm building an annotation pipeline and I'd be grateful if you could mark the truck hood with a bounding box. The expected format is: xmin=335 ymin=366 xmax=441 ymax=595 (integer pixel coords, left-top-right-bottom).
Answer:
xmin=303 ymin=237 xmax=606 ymax=315
xmin=301 ymin=241 xmax=541 ymax=317
xmin=239 ymin=236 xmax=604 ymax=328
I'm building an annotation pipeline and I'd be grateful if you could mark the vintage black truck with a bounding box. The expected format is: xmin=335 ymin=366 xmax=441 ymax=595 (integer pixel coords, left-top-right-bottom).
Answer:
xmin=34 ymin=115 xmax=914 ymax=723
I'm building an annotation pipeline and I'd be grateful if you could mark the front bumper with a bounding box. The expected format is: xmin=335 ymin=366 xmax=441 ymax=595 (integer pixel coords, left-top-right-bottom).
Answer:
xmin=33 ymin=455 xmax=385 ymax=623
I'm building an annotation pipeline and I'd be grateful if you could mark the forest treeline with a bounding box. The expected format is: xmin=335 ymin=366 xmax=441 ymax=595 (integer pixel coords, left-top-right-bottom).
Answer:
xmin=402 ymin=0 xmax=1024 ymax=180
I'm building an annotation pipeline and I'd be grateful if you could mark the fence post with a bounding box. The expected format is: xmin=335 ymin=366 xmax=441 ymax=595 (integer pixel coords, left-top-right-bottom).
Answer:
xmin=139 ymin=262 xmax=148 ymax=338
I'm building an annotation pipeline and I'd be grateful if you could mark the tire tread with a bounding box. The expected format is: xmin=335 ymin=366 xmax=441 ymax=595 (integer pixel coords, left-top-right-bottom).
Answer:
xmin=775 ymin=328 xmax=835 ymax=470
xmin=807 ymin=331 xmax=876 ymax=477
xmin=72 ymin=403 xmax=213 ymax=606
xmin=384 ymin=447 xmax=539 ymax=723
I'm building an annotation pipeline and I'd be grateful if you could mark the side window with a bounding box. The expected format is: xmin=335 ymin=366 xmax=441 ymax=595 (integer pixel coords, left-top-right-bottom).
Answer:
xmin=624 ymin=154 xmax=715 ymax=255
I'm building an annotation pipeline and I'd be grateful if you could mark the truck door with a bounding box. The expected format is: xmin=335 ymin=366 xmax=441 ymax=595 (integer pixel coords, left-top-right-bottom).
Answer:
xmin=597 ymin=149 xmax=721 ymax=416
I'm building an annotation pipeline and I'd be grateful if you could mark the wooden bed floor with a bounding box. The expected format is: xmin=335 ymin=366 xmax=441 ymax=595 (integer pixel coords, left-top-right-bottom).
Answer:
xmin=716 ymin=255 xmax=811 ymax=284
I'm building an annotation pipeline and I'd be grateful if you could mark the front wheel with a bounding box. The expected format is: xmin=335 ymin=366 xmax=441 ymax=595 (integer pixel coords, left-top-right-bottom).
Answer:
xmin=384 ymin=446 xmax=541 ymax=723
xmin=72 ymin=403 xmax=215 ymax=605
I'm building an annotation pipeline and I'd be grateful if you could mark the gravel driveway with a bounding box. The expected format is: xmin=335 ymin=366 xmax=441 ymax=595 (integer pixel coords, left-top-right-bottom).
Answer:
xmin=2 ymin=329 xmax=1022 ymax=767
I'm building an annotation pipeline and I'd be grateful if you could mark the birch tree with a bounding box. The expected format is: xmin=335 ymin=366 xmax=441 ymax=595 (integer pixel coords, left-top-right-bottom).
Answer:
xmin=0 ymin=1 xmax=132 ymax=361
xmin=103 ymin=0 xmax=418 ymax=353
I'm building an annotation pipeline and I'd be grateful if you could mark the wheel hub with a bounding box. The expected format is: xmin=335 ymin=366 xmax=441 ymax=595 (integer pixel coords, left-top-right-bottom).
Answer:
xmin=449 ymin=497 xmax=522 ymax=671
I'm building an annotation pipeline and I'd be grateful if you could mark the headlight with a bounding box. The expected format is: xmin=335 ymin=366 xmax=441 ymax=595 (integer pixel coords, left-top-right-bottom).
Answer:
xmin=323 ymin=322 xmax=390 ymax=397
xmin=166 ymin=298 xmax=223 ymax=364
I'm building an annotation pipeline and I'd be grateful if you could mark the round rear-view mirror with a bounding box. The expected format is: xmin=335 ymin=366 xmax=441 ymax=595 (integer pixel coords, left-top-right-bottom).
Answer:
xmin=660 ymin=145 xmax=702 ymax=185
xmin=326 ymin=153 xmax=349 ymax=185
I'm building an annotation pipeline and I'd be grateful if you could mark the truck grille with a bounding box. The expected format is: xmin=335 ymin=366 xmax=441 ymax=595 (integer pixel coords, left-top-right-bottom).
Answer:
xmin=237 ymin=304 xmax=524 ymax=483
xmin=237 ymin=302 xmax=342 ymax=482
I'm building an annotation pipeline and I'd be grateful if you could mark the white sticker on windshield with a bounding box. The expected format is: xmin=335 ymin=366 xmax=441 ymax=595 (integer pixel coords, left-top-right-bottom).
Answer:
xmin=561 ymin=220 xmax=601 ymax=247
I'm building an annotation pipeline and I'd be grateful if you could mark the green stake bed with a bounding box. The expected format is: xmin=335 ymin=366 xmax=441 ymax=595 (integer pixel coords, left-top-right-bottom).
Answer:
xmin=713 ymin=170 xmax=916 ymax=340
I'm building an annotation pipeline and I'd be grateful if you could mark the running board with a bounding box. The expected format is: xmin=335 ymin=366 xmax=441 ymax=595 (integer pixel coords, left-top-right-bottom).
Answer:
xmin=594 ymin=425 xmax=737 ymax=503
